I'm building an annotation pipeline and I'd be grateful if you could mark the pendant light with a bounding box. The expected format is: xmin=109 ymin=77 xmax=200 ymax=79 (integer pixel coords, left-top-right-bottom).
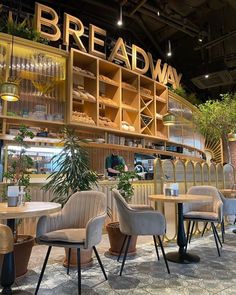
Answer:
xmin=0 ymin=35 xmax=20 ymax=102
xmin=162 ymin=113 xmax=177 ymax=126
xmin=228 ymin=132 xmax=236 ymax=142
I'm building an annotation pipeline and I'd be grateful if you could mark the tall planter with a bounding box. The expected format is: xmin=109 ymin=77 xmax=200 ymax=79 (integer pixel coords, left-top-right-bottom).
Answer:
xmin=14 ymin=235 xmax=34 ymax=277
xmin=106 ymin=222 xmax=137 ymax=256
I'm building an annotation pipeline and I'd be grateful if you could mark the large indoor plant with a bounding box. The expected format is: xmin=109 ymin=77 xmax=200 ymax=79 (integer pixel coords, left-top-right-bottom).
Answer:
xmin=43 ymin=127 xmax=98 ymax=267
xmin=194 ymin=93 xmax=236 ymax=164
xmin=106 ymin=165 xmax=139 ymax=256
xmin=3 ymin=124 xmax=35 ymax=277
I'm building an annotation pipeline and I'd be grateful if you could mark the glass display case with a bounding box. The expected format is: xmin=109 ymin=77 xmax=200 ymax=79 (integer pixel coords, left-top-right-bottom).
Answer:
xmin=4 ymin=144 xmax=62 ymax=175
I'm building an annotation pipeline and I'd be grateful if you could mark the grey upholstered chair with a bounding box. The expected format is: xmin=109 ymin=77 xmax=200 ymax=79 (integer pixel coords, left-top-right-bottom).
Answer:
xmin=218 ymin=191 xmax=236 ymax=242
xmin=112 ymin=189 xmax=170 ymax=275
xmin=0 ymin=224 xmax=14 ymax=294
xmin=35 ymin=191 xmax=107 ymax=295
xmin=183 ymin=186 xmax=223 ymax=256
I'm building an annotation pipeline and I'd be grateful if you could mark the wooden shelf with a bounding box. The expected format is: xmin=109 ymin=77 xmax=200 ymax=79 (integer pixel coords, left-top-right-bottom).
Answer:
xmin=73 ymin=97 xmax=97 ymax=104
xmin=73 ymin=71 xmax=96 ymax=80
xmin=99 ymin=78 xmax=119 ymax=87
xmin=156 ymin=96 xmax=166 ymax=103
xmin=0 ymin=134 xmax=61 ymax=144
xmin=122 ymin=104 xmax=139 ymax=112
xmin=99 ymin=101 xmax=119 ymax=109
xmin=122 ymin=85 xmax=138 ymax=93
xmin=0 ymin=116 xmax=64 ymax=126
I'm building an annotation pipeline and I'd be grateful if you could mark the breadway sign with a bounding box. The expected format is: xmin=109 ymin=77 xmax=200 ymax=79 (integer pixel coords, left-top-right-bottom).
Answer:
xmin=35 ymin=2 xmax=182 ymax=88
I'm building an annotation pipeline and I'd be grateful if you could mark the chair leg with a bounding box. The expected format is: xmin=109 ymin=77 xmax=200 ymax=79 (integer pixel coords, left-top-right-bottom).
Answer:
xmin=157 ymin=236 xmax=170 ymax=274
xmin=234 ymin=215 xmax=236 ymax=225
xmin=212 ymin=223 xmax=223 ymax=248
xmin=35 ymin=246 xmax=52 ymax=295
xmin=221 ymin=220 xmax=225 ymax=243
xmin=117 ymin=235 xmax=127 ymax=262
xmin=67 ymin=248 xmax=71 ymax=275
xmin=189 ymin=221 xmax=195 ymax=244
xmin=93 ymin=246 xmax=107 ymax=280
xmin=201 ymin=222 xmax=208 ymax=237
xmin=77 ymin=248 xmax=81 ymax=295
xmin=211 ymin=222 xmax=220 ymax=257
xmin=185 ymin=220 xmax=191 ymax=252
xmin=153 ymin=235 xmax=160 ymax=260
xmin=119 ymin=235 xmax=131 ymax=276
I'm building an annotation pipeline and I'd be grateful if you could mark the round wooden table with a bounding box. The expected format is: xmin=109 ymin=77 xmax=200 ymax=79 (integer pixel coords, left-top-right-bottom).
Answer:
xmin=0 ymin=202 xmax=61 ymax=295
xmin=148 ymin=194 xmax=213 ymax=264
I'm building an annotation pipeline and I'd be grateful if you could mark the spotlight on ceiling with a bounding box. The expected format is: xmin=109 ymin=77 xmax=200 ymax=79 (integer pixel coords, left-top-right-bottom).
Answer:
xmin=117 ymin=5 xmax=123 ymax=26
xmin=157 ymin=10 xmax=160 ymax=16
xmin=166 ymin=40 xmax=172 ymax=57
xmin=204 ymin=74 xmax=209 ymax=79
xmin=198 ymin=38 xmax=203 ymax=42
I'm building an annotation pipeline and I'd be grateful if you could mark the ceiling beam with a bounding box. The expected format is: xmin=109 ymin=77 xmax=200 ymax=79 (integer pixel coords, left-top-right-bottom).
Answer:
xmin=129 ymin=0 xmax=147 ymax=16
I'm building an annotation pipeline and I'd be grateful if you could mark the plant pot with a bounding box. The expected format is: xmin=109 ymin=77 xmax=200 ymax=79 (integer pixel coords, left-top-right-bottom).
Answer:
xmin=63 ymin=248 xmax=93 ymax=268
xmin=106 ymin=222 xmax=137 ymax=256
xmin=14 ymin=235 xmax=34 ymax=277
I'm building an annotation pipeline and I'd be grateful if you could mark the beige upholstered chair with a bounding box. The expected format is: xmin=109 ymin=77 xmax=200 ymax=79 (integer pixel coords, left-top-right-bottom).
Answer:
xmin=112 ymin=189 xmax=170 ymax=275
xmin=0 ymin=224 xmax=14 ymax=294
xmin=35 ymin=191 xmax=107 ymax=295
xmin=183 ymin=186 xmax=223 ymax=256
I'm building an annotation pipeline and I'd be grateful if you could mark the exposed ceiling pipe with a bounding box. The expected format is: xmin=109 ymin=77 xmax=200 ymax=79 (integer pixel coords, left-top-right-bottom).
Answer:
xmin=195 ymin=30 xmax=236 ymax=50
xmin=129 ymin=0 xmax=147 ymax=16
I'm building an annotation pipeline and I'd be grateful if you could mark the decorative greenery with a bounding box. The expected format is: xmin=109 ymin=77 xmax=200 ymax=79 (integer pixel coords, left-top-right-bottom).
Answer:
xmin=169 ymin=86 xmax=202 ymax=105
xmin=4 ymin=125 xmax=35 ymax=201
xmin=42 ymin=128 xmax=98 ymax=205
xmin=115 ymin=164 xmax=140 ymax=203
xmin=169 ymin=86 xmax=187 ymax=98
xmin=0 ymin=6 xmax=48 ymax=44
xmin=194 ymin=93 xmax=236 ymax=163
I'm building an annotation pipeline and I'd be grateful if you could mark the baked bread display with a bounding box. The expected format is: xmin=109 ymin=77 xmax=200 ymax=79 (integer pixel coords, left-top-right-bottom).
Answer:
xmin=73 ymin=66 xmax=95 ymax=77
xmin=121 ymin=120 xmax=135 ymax=132
xmin=72 ymin=111 xmax=95 ymax=125
xmin=99 ymin=116 xmax=118 ymax=128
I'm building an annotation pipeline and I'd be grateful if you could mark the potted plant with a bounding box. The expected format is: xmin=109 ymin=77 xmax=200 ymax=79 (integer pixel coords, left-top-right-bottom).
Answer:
xmin=106 ymin=165 xmax=139 ymax=256
xmin=3 ymin=124 xmax=35 ymax=277
xmin=42 ymin=127 xmax=98 ymax=267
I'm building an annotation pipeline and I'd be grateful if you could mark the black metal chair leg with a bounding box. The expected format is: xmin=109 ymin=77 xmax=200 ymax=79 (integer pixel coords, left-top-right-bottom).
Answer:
xmin=119 ymin=235 xmax=131 ymax=276
xmin=189 ymin=221 xmax=195 ymax=244
xmin=157 ymin=236 xmax=170 ymax=274
xmin=34 ymin=246 xmax=52 ymax=295
xmin=67 ymin=248 xmax=71 ymax=275
xmin=185 ymin=220 xmax=191 ymax=252
xmin=221 ymin=220 xmax=225 ymax=243
xmin=153 ymin=235 xmax=160 ymax=260
xmin=213 ymin=223 xmax=223 ymax=248
xmin=77 ymin=248 xmax=81 ymax=295
xmin=117 ymin=235 xmax=127 ymax=262
xmin=234 ymin=215 xmax=236 ymax=225
xmin=211 ymin=222 xmax=220 ymax=257
xmin=201 ymin=222 xmax=208 ymax=237
xmin=93 ymin=246 xmax=107 ymax=280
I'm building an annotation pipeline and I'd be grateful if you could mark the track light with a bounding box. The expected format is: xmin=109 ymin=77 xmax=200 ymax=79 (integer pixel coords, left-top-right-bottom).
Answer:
xmin=204 ymin=74 xmax=209 ymax=79
xmin=117 ymin=5 xmax=123 ymax=26
xmin=166 ymin=40 xmax=172 ymax=57
xmin=198 ymin=38 xmax=203 ymax=42
xmin=157 ymin=10 xmax=160 ymax=16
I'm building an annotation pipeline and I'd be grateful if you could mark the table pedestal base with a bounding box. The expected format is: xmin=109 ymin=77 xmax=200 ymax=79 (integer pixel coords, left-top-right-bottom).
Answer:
xmin=166 ymin=252 xmax=200 ymax=264
xmin=233 ymin=229 xmax=236 ymax=234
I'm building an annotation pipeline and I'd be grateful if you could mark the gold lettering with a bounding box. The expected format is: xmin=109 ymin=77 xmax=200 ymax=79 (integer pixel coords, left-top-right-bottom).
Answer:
xmin=164 ymin=66 xmax=176 ymax=86
xmin=108 ymin=37 xmax=131 ymax=69
xmin=132 ymin=45 xmax=149 ymax=75
xmin=63 ymin=13 xmax=86 ymax=52
xmin=172 ymin=67 xmax=182 ymax=88
xmin=35 ymin=2 xmax=61 ymax=41
xmin=89 ymin=24 xmax=106 ymax=59
xmin=148 ymin=53 xmax=167 ymax=83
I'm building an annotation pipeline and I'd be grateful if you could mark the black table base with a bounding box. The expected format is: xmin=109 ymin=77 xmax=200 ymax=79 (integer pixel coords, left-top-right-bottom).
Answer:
xmin=166 ymin=251 xmax=200 ymax=264
xmin=233 ymin=229 xmax=236 ymax=234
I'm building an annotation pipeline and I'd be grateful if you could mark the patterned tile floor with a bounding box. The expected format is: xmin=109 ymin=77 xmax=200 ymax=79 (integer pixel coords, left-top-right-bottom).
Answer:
xmin=5 ymin=226 xmax=236 ymax=294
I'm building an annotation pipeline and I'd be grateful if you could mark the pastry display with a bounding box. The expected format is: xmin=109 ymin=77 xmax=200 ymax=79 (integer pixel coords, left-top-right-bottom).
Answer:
xmin=121 ymin=121 xmax=135 ymax=132
xmin=73 ymin=85 xmax=96 ymax=102
xmin=73 ymin=66 xmax=95 ymax=77
xmin=72 ymin=111 xmax=95 ymax=125
xmin=122 ymin=82 xmax=137 ymax=91
xmin=99 ymin=95 xmax=118 ymax=107
xmin=99 ymin=116 xmax=118 ymax=128
xmin=99 ymin=74 xmax=117 ymax=85
xmin=140 ymin=86 xmax=152 ymax=96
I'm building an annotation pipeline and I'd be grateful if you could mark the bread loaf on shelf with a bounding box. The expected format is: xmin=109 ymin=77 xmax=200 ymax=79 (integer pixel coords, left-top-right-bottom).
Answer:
xmin=73 ymin=66 xmax=95 ymax=77
xmin=121 ymin=120 xmax=135 ymax=132
xmin=99 ymin=116 xmax=118 ymax=128
xmin=72 ymin=111 xmax=95 ymax=125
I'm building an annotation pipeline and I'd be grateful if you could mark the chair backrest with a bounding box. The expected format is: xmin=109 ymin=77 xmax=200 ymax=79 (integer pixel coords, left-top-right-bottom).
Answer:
xmin=61 ymin=190 xmax=106 ymax=228
xmin=183 ymin=185 xmax=222 ymax=214
xmin=0 ymin=224 xmax=13 ymax=254
xmin=112 ymin=189 xmax=134 ymax=233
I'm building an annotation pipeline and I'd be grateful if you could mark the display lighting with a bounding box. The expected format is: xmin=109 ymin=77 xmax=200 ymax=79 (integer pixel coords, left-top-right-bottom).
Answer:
xmin=117 ymin=5 xmax=123 ymax=26
xmin=0 ymin=35 xmax=19 ymax=102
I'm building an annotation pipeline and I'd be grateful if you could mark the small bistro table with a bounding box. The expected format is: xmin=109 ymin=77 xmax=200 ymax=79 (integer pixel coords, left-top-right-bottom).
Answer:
xmin=0 ymin=202 xmax=61 ymax=295
xmin=148 ymin=194 xmax=213 ymax=264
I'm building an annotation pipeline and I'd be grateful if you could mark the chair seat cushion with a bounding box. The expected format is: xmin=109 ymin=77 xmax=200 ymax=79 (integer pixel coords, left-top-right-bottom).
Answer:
xmin=39 ymin=228 xmax=86 ymax=244
xmin=184 ymin=211 xmax=218 ymax=221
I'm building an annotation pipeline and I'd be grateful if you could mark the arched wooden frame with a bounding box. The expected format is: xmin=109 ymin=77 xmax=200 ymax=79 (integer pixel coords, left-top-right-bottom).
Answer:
xmin=202 ymin=162 xmax=210 ymax=185
xmin=162 ymin=159 xmax=175 ymax=182
xmin=174 ymin=160 xmax=186 ymax=193
xmin=185 ymin=160 xmax=194 ymax=192
xmin=223 ymin=164 xmax=235 ymax=189
xmin=194 ymin=162 xmax=203 ymax=185
xmin=216 ymin=164 xmax=224 ymax=189
xmin=209 ymin=163 xmax=217 ymax=187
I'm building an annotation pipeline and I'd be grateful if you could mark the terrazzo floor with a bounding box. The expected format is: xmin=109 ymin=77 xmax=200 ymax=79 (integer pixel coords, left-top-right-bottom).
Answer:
xmin=4 ymin=226 xmax=236 ymax=295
